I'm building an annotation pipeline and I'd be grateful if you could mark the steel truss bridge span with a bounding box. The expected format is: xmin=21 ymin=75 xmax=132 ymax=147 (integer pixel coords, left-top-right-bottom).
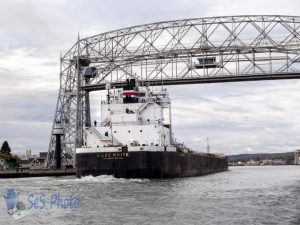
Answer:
xmin=46 ymin=15 xmax=300 ymax=168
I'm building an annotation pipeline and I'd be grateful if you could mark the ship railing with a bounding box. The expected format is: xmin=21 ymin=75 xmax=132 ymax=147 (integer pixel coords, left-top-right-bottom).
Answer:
xmin=87 ymin=127 xmax=122 ymax=146
xmin=101 ymin=117 xmax=111 ymax=126
xmin=107 ymin=134 xmax=122 ymax=146
xmin=88 ymin=127 xmax=106 ymax=140
xmin=110 ymin=120 xmax=162 ymax=126
xmin=187 ymin=151 xmax=226 ymax=158
xmin=136 ymin=102 xmax=152 ymax=114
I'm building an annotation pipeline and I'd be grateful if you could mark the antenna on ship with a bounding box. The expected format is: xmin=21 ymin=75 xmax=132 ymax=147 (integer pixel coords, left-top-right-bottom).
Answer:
xmin=206 ymin=137 xmax=210 ymax=154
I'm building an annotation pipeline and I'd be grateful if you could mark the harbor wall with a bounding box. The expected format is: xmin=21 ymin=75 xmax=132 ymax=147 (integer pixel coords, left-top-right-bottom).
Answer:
xmin=0 ymin=168 xmax=76 ymax=178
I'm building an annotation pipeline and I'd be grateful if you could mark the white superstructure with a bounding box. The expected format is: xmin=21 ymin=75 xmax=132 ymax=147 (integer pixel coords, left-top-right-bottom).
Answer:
xmin=76 ymin=79 xmax=176 ymax=154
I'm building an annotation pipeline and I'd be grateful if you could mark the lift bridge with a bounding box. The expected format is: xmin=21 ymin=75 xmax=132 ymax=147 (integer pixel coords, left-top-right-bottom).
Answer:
xmin=46 ymin=15 xmax=300 ymax=168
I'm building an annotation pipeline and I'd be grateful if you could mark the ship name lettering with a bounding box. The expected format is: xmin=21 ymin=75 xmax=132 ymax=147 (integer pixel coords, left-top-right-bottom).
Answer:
xmin=97 ymin=152 xmax=129 ymax=158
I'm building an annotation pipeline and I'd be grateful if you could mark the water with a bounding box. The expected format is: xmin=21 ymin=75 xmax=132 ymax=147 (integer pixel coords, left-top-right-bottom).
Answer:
xmin=0 ymin=166 xmax=300 ymax=225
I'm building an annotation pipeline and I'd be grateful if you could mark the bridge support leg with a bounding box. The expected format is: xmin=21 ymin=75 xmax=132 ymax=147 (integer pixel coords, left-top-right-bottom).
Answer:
xmin=55 ymin=133 xmax=62 ymax=169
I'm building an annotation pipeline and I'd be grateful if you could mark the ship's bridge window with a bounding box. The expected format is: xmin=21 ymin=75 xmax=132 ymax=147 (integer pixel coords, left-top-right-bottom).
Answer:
xmin=123 ymin=96 xmax=138 ymax=104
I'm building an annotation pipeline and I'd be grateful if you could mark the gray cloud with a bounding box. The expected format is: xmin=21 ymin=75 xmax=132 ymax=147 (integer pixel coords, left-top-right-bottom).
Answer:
xmin=0 ymin=0 xmax=299 ymax=155
xmin=168 ymin=81 xmax=300 ymax=154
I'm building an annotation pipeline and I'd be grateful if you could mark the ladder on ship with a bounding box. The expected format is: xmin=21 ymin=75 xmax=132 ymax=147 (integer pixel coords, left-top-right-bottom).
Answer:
xmin=88 ymin=127 xmax=122 ymax=146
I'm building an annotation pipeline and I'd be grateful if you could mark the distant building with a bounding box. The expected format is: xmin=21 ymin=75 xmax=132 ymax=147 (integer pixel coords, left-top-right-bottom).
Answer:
xmin=17 ymin=151 xmax=48 ymax=170
xmin=246 ymin=159 xmax=259 ymax=166
xmin=25 ymin=149 xmax=32 ymax=159
xmin=39 ymin=152 xmax=48 ymax=159
xmin=28 ymin=157 xmax=45 ymax=169
xmin=19 ymin=159 xmax=30 ymax=169
xmin=294 ymin=150 xmax=300 ymax=165
xmin=0 ymin=158 xmax=8 ymax=170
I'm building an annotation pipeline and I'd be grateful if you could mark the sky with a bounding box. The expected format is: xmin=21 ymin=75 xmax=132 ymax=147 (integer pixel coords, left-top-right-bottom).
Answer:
xmin=0 ymin=0 xmax=300 ymax=155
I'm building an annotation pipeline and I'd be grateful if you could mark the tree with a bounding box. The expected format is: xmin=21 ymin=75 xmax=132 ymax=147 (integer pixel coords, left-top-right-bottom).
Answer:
xmin=1 ymin=141 xmax=11 ymax=155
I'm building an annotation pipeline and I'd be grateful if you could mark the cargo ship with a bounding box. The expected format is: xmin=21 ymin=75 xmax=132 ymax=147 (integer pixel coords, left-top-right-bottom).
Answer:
xmin=76 ymin=79 xmax=228 ymax=178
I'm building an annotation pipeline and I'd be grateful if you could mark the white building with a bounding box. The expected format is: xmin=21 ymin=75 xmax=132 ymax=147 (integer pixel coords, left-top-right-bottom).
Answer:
xmin=25 ymin=149 xmax=32 ymax=159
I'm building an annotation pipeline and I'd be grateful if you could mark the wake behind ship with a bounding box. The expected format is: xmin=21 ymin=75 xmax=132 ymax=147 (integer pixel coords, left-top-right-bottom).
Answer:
xmin=76 ymin=79 xmax=228 ymax=178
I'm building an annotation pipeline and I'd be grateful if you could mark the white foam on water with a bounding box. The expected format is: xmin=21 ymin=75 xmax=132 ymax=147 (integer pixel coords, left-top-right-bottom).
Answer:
xmin=59 ymin=175 xmax=149 ymax=183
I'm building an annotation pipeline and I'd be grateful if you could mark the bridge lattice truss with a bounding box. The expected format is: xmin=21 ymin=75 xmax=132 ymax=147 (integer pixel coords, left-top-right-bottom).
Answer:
xmin=46 ymin=15 xmax=300 ymax=168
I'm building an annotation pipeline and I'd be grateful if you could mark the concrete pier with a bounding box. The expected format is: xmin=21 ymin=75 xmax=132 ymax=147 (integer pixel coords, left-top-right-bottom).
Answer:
xmin=0 ymin=168 xmax=75 ymax=178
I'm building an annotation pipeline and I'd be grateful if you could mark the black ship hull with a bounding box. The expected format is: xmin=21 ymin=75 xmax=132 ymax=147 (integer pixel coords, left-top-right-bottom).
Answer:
xmin=76 ymin=151 xmax=228 ymax=178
